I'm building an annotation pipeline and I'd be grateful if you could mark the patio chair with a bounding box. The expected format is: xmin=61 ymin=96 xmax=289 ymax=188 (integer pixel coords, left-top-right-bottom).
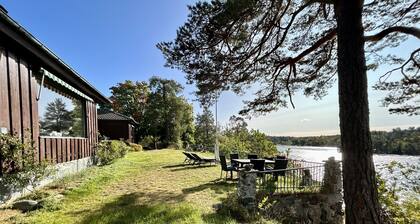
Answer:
xmin=250 ymin=159 xmax=265 ymax=177
xmin=220 ymin=155 xmax=236 ymax=180
xmin=247 ymin=154 xmax=258 ymax=159
xmin=271 ymin=159 xmax=289 ymax=181
xmin=190 ymin=153 xmax=216 ymax=165
xmin=264 ymin=157 xmax=275 ymax=169
xmin=230 ymin=153 xmax=239 ymax=168
xmin=276 ymin=155 xmax=287 ymax=160
xmin=182 ymin=152 xmax=196 ymax=164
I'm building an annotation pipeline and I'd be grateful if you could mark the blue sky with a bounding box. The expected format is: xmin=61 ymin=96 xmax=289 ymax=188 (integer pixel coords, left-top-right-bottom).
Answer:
xmin=1 ymin=0 xmax=419 ymax=136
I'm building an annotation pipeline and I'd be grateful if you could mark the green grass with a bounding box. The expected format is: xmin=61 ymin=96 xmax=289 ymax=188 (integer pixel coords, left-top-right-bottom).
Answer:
xmin=0 ymin=149 xmax=239 ymax=224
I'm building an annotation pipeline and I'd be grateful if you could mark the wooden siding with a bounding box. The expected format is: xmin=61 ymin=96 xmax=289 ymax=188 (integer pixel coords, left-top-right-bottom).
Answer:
xmin=0 ymin=44 xmax=98 ymax=165
xmin=98 ymin=120 xmax=132 ymax=142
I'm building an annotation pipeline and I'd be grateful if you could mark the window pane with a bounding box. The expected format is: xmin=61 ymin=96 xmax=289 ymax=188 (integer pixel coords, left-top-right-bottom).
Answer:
xmin=38 ymin=83 xmax=86 ymax=137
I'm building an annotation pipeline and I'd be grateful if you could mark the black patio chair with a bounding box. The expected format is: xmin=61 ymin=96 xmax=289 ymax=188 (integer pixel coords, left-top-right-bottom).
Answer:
xmin=220 ymin=155 xmax=236 ymax=180
xmin=272 ymin=159 xmax=289 ymax=181
xmin=183 ymin=152 xmax=195 ymax=164
xmin=264 ymin=157 xmax=275 ymax=169
xmin=250 ymin=159 xmax=265 ymax=178
xmin=230 ymin=153 xmax=239 ymax=168
xmin=276 ymin=155 xmax=287 ymax=160
xmin=190 ymin=153 xmax=216 ymax=165
xmin=247 ymin=154 xmax=258 ymax=159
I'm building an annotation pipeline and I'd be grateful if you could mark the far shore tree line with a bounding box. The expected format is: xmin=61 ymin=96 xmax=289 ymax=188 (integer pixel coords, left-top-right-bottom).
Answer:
xmin=269 ymin=127 xmax=420 ymax=155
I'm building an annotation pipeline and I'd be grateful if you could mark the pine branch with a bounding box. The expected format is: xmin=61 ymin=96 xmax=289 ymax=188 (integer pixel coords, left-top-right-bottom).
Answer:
xmin=365 ymin=26 xmax=420 ymax=42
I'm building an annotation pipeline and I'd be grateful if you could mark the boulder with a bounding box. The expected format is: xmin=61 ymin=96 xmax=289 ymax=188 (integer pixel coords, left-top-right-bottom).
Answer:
xmin=12 ymin=200 xmax=39 ymax=212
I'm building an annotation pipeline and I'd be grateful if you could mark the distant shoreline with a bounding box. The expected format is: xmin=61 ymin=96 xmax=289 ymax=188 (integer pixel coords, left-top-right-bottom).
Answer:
xmin=269 ymin=127 xmax=420 ymax=156
xmin=276 ymin=145 xmax=420 ymax=157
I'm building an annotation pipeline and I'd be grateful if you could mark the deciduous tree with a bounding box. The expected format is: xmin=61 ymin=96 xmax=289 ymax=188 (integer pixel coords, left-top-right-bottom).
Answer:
xmin=108 ymin=80 xmax=149 ymax=123
xmin=142 ymin=77 xmax=195 ymax=148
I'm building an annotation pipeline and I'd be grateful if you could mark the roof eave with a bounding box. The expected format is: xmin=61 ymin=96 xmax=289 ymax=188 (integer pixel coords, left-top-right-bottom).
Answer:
xmin=0 ymin=11 xmax=111 ymax=104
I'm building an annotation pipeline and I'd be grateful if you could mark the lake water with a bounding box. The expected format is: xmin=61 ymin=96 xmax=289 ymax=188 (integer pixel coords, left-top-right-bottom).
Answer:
xmin=277 ymin=145 xmax=420 ymax=196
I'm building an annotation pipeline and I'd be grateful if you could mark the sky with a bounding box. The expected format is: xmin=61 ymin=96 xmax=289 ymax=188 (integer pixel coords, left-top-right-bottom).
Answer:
xmin=1 ymin=0 xmax=419 ymax=136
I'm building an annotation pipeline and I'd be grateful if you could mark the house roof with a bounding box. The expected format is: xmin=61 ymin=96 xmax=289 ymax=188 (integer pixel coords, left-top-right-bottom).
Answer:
xmin=0 ymin=6 xmax=111 ymax=104
xmin=98 ymin=111 xmax=138 ymax=125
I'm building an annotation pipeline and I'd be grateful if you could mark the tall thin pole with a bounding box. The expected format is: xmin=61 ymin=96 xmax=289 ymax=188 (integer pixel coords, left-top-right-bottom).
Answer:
xmin=214 ymin=93 xmax=220 ymax=161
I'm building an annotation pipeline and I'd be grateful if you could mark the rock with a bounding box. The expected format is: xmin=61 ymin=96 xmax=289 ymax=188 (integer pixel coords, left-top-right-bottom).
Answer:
xmin=53 ymin=193 xmax=64 ymax=201
xmin=12 ymin=200 xmax=39 ymax=212
xmin=212 ymin=203 xmax=222 ymax=210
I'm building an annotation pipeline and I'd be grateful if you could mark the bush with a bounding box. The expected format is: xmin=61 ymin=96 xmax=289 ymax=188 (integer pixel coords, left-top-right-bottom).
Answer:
xmin=128 ymin=143 xmax=143 ymax=152
xmin=219 ymin=130 xmax=277 ymax=158
xmin=0 ymin=133 xmax=53 ymax=200
xmin=141 ymin=136 xmax=160 ymax=150
xmin=95 ymin=140 xmax=130 ymax=165
xmin=168 ymin=139 xmax=183 ymax=150
xmin=377 ymin=161 xmax=420 ymax=224
xmin=216 ymin=193 xmax=259 ymax=222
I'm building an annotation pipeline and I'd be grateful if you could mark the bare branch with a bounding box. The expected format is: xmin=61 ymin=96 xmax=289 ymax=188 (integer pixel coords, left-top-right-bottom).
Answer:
xmin=365 ymin=26 xmax=420 ymax=42
xmin=286 ymin=65 xmax=295 ymax=109
xmin=379 ymin=48 xmax=420 ymax=81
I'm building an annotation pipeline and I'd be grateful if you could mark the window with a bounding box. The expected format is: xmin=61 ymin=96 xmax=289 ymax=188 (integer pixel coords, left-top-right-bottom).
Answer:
xmin=38 ymin=79 xmax=86 ymax=137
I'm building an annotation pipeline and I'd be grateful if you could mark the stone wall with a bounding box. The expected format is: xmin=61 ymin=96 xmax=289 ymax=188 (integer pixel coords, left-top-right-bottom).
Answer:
xmin=237 ymin=157 xmax=343 ymax=224
xmin=263 ymin=193 xmax=343 ymax=223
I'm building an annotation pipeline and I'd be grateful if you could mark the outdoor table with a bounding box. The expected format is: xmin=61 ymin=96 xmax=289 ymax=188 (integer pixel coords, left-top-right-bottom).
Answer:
xmin=232 ymin=158 xmax=275 ymax=167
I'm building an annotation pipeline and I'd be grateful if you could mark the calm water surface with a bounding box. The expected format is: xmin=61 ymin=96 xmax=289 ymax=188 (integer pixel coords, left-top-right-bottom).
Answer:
xmin=277 ymin=145 xmax=420 ymax=196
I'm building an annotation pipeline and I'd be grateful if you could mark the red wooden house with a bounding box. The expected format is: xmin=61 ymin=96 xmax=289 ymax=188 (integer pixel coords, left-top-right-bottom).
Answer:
xmin=0 ymin=6 xmax=110 ymax=167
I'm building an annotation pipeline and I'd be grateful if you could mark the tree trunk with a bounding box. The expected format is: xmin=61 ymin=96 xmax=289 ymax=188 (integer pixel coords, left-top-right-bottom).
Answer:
xmin=335 ymin=0 xmax=385 ymax=223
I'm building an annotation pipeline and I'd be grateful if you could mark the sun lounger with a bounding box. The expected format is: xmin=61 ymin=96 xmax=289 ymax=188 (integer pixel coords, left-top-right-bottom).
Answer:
xmin=183 ymin=152 xmax=198 ymax=164
xmin=190 ymin=153 xmax=216 ymax=165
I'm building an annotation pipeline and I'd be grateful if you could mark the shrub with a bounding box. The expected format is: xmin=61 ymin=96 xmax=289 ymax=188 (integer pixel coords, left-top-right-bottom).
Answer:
xmin=141 ymin=136 xmax=160 ymax=150
xmin=377 ymin=161 xmax=420 ymax=224
xmin=216 ymin=193 xmax=260 ymax=222
xmin=0 ymin=133 xmax=53 ymax=200
xmin=219 ymin=130 xmax=277 ymax=158
xmin=168 ymin=139 xmax=183 ymax=150
xmin=95 ymin=140 xmax=130 ymax=165
xmin=128 ymin=143 xmax=143 ymax=152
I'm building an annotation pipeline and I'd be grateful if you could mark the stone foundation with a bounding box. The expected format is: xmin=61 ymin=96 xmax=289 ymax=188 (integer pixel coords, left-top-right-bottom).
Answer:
xmin=0 ymin=156 xmax=94 ymax=205
xmin=262 ymin=193 xmax=343 ymax=223
xmin=237 ymin=157 xmax=343 ymax=223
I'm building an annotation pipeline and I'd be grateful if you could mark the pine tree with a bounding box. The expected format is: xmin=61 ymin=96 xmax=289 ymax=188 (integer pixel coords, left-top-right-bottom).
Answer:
xmin=195 ymin=106 xmax=216 ymax=148
xmin=158 ymin=0 xmax=419 ymax=222
xmin=40 ymin=98 xmax=73 ymax=135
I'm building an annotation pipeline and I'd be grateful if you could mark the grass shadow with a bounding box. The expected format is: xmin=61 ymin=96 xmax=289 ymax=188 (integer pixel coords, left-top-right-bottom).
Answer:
xmin=79 ymin=193 xmax=202 ymax=224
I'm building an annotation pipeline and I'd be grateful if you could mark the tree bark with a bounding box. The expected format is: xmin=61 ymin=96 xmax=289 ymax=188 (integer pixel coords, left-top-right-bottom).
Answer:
xmin=335 ymin=0 xmax=385 ymax=223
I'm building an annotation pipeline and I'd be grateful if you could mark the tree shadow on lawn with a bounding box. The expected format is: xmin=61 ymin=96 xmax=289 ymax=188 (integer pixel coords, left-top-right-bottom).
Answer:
xmin=78 ymin=193 xmax=198 ymax=224
xmin=78 ymin=192 xmax=233 ymax=224
xmin=182 ymin=179 xmax=236 ymax=195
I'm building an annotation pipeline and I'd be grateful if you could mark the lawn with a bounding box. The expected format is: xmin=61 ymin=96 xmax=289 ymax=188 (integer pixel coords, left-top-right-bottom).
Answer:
xmin=0 ymin=149 xmax=240 ymax=224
